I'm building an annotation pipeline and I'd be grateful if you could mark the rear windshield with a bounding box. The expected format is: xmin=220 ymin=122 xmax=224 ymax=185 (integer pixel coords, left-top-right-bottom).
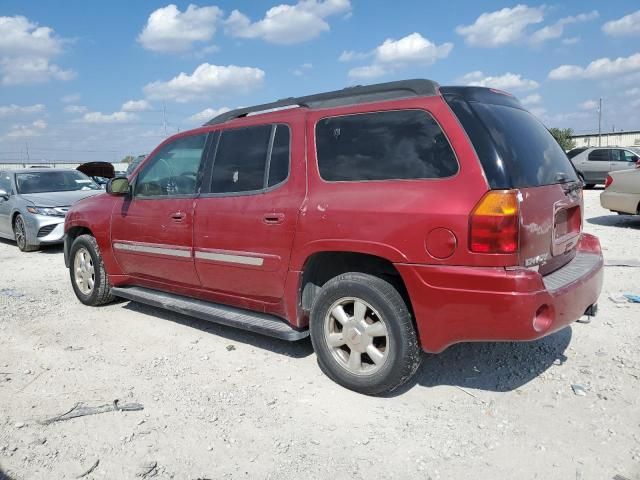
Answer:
xmin=16 ymin=171 xmax=100 ymax=194
xmin=446 ymin=95 xmax=578 ymax=188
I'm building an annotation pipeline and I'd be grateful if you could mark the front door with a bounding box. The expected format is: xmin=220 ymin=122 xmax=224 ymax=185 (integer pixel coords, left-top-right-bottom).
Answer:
xmin=0 ymin=171 xmax=13 ymax=236
xmin=193 ymin=121 xmax=305 ymax=304
xmin=110 ymin=132 xmax=208 ymax=288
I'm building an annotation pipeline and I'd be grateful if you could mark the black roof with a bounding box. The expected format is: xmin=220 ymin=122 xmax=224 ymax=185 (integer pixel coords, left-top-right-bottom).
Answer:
xmin=205 ymin=79 xmax=440 ymax=126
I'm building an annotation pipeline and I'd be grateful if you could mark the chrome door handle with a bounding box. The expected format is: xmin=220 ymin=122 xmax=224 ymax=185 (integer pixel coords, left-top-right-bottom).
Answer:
xmin=170 ymin=211 xmax=186 ymax=221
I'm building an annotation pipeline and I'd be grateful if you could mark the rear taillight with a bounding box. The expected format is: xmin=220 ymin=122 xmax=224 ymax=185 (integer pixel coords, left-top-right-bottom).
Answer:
xmin=604 ymin=175 xmax=613 ymax=188
xmin=469 ymin=190 xmax=519 ymax=254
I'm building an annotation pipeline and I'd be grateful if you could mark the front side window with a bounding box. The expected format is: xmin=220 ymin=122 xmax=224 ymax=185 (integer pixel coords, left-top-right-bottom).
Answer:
xmin=16 ymin=171 xmax=100 ymax=194
xmin=588 ymin=149 xmax=609 ymax=162
xmin=315 ymin=110 xmax=458 ymax=182
xmin=135 ymin=134 xmax=206 ymax=197
xmin=0 ymin=172 xmax=11 ymax=193
xmin=209 ymin=124 xmax=291 ymax=194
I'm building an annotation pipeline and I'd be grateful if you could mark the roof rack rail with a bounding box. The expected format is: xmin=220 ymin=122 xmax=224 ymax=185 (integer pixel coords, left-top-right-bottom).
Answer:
xmin=205 ymin=79 xmax=439 ymax=126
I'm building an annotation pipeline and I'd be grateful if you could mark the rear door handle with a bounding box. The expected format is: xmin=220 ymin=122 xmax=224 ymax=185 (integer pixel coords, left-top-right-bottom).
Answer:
xmin=170 ymin=211 xmax=186 ymax=221
xmin=263 ymin=213 xmax=285 ymax=225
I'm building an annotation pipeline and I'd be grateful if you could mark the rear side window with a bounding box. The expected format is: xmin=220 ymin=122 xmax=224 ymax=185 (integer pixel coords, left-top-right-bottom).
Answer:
xmin=448 ymin=99 xmax=578 ymax=188
xmin=315 ymin=110 xmax=458 ymax=181
xmin=588 ymin=149 xmax=609 ymax=162
xmin=210 ymin=124 xmax=291 ymax=194
xmin=566 ymin=148 xmax=586 ymax=159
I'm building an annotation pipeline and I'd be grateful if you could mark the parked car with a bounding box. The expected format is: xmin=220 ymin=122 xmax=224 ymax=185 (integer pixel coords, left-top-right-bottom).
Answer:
xmin=0 ymin=168 xmax=102 ymax=251
xmin=568 ymin=146 xmax=639 ymax=188
xmin=77 ymin=161 xmax=115 ymax=188
xmin=600 ymin=167 xmax=640 ymax=215
xmin=64 ymin=80 xmax=603 ymax=395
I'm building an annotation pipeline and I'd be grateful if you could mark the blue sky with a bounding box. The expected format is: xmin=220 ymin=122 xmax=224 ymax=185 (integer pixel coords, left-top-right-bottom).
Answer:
xmin=1 ymin=1 xmax=639 ymax=162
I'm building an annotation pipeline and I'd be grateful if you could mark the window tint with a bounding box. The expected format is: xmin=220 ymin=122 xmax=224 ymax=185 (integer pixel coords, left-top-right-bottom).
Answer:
xmin=466 ymin=103 xmax=579 ymax=187
xmin=135 ymin=134 xmax=206 ymax=197
xmin=588 ymin=149 xmax=609 ymax=162
xmin=268 ymin=125 xmax=290 ymax=187
xmin=316 ymin=110 xmax=458 ymax=181
xmin=622 ymin=150 xmax=638 ymax=162
xmin=0 ymin=172 xmax=11 ymax=193
xmin=567 ymin=148 xmax=586 ymax=159
xmin=210 ymin=125 xmax=271 ymax=193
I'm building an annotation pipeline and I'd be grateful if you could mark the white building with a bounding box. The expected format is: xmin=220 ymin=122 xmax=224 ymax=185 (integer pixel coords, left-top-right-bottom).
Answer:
xmin=570 ymin=130 xmax=640 ymax=148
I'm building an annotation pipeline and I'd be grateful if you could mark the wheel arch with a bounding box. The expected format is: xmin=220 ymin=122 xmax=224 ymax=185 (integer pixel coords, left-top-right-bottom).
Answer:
xmin=64 ymin=225 xmax=94 ymax=268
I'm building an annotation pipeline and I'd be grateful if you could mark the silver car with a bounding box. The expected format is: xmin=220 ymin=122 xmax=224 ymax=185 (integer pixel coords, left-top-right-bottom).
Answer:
xmin=0 ymin=168 xmax=102 ymax=252
xmin=568 ymin=146 xmax=640 ymax=188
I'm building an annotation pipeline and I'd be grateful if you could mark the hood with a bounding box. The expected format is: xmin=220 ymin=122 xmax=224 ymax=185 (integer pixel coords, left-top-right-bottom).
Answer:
xmin=77 ymin=162 xmax=115 ymax=179
xmin=20 ymin=190 xmax=102 ymax=207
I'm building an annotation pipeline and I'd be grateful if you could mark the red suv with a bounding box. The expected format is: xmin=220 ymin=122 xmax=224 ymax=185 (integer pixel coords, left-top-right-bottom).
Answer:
xmin=64 ymin=80 xmax=603 ymax=395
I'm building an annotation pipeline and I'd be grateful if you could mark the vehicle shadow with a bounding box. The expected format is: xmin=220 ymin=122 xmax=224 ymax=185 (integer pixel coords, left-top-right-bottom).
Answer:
xmin=0 ymin=467 xmax=15 ymax=480
xmin=402 ymin=327 xmax=572 ymax=395
xmin=587 ymin=214 xmax=640 ymax=229
xmin=0 ymin=237 xmax=64 ymax=253
xmin=121 ymin=301 xmax=314 ymax=359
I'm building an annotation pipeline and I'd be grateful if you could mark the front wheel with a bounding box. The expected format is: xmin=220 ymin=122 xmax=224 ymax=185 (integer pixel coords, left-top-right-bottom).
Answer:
xmin=310 ymin=272 xmax=422 ymax=395
xmin=69 ymin=234 xmax=114 ymax=306
xmin=13 ymin=214 xmax=38 ymax=252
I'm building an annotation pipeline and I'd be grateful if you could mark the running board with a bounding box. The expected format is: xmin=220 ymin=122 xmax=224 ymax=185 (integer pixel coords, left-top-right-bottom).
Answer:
xmin=111 ymin=286 xmax=309 ymax=341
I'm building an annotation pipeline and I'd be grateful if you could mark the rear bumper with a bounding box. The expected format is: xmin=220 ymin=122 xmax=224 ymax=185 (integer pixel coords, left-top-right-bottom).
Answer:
xmin=396 ymin=233 xmax=604 ymax=353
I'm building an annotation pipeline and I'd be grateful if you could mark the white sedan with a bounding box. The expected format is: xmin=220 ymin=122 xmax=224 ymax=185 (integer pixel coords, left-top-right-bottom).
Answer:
xmin=600 ymin=167 xmax=640 ymax=215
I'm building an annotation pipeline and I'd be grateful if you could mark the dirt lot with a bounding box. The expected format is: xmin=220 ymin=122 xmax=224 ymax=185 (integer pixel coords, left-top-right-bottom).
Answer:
xmin=0 ymin=189 xmax=638 ymax=480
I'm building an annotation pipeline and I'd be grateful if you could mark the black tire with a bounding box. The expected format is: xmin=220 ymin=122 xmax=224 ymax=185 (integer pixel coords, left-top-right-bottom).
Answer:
xmin=69 ymin=234 xmax=114 ymax=306
xmin=13 ymin=214 xmax=38 ymax=252
xmin=310 ymin=272 xmax=422 ymax=395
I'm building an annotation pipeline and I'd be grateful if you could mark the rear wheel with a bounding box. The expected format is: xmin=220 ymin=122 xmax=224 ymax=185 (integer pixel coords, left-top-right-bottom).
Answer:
xmin=310 ymin=272 xmax=422 ymax=395
xmin=69 ymin=234 xmax=114 ymax=306
xmin=13 ymin=214 xmax=38 ymax=252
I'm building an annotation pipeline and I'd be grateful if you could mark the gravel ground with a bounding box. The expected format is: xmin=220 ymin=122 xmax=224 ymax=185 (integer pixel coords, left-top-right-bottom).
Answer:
xmin=0 ymin=189 xmax=638 ymax=480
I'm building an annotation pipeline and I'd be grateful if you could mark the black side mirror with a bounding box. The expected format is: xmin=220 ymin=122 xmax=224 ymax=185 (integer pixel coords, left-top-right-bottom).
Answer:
xmin=0 ymin=188 xmax=8 ymax=200
xmin=106 ymin=177 xmax=131 ymax=195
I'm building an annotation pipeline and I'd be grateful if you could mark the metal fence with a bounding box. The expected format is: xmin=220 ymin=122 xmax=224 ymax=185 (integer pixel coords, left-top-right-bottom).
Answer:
xmin=0 ymin=162 xmax=129 ymax=171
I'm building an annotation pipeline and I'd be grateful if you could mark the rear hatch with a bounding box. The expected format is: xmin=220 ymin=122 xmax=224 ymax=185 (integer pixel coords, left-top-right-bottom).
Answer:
xmin=442 ymin=87 xmax=582 ymax=274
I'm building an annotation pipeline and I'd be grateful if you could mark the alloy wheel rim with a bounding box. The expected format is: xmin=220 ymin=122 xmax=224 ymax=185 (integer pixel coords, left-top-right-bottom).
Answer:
xmin=73 ymin=247 xmax=95 ymax=295
xmin=323 ymin=297 xmax=389 ymax=376
xmin=14 ymin=217 xmax=25 ymax=249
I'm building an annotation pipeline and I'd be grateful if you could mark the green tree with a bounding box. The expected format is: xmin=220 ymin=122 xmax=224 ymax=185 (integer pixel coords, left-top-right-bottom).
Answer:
xmin=548 ymin=128 xmax=576 ymax=152
xmin=121 ymin=155 xmax=135 ymax=164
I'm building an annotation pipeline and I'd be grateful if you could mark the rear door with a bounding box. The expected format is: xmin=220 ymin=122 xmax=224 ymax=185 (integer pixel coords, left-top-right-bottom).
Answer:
xmin=443 ymin=88 xmax=583 ymax=273
xmin=110 ymin=133 xmax=207 ymax=287
xmin=193 ymin=120 xmax=305 ymax=304
xmin=584 ymin=149 xmax=612 ymax=183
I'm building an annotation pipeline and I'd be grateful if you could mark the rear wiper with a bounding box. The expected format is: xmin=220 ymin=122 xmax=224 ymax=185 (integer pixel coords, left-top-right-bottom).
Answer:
xmin=555 ymin=173 xmax=582 ymax=194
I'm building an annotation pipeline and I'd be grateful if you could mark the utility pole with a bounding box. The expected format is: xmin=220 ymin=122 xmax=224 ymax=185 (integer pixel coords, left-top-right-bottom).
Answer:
xmin=598 ymin=98 xmax=602 ymax=147
xmin=162 ymin=102 xmax=168 ymax=137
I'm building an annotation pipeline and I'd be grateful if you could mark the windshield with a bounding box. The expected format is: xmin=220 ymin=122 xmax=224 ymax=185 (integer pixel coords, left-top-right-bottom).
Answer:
xmin=16 ymin=171 xmax=100 ymax=194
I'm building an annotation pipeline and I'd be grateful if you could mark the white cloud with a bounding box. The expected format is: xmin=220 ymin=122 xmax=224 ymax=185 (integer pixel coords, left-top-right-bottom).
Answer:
xmin=626 ymin=87 xmax=640 ymax=96
xmin=64 ymin=105 xmax=88 ymax=114
xmin=121 ymin=99 xmax=152 ymax=112
xmin=458 ymin=71 xmax=539 ymax=91
xmin=562 ymin=36 xmax=580 ymax=45
xmin=549 ymin=53 xmax=640 ymax=80
xmin=61 ymin=93 xmax=81 ymax=103
xmin=291 ymin=62 xmax=313 ymax=76
xmin=578 ymin=99 xmax=599 ymax=110
xmin=602 ymin=10 xmax=640 ymax=37
xmin=138 ymin=4 xmax=223 ymax=53
xmin=188 ymin=107 xmax=231 ymax=123
xmin=339 ymin=50 xmax=370 ymax=62
xmin=529 ymin=107 xmax=547 ymax=117
xmin=143 ymin=63 xmax=265 ymax=103
xmin=346 ymin=32 xmax=453 ymax=80
xmin=530 ymin=10 xmax=598 ymax=45
xmin=521 ymin=93 xmax=542 ymax=105
xmin=0 ymin=104 xmax=45 ymax=117
xmin=80 ymin=111 xmax=137 ymax=124
xmin=225 ymin=0 xmax=351 ymax=44
xmin=348 ymin=64 xmax=389 ymax=80
xmin=5 ymin=119 xmax=47 ymax=138
xmin=0 ymin=15 xmax=75 ymax=85
xmin=455 ymin=5 xmax=544 ymax=47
